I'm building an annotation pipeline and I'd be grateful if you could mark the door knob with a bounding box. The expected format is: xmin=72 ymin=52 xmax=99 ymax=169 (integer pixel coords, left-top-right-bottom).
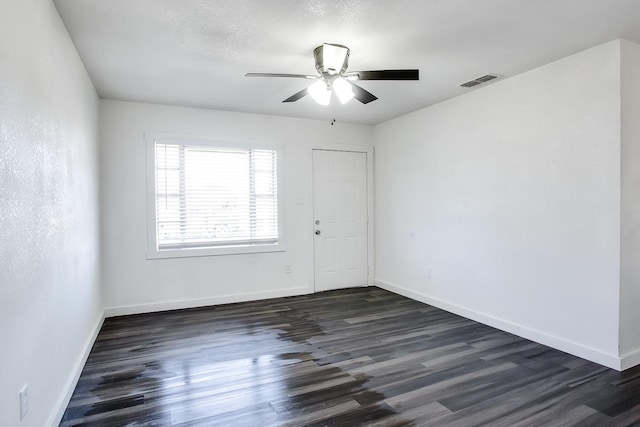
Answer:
xmin=315 ymin=230 xmax=321 ymax=235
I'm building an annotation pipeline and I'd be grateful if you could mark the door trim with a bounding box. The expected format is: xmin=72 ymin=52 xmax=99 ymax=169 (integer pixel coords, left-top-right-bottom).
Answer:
xmin=309 ymin=144 xmax=374 ymax=292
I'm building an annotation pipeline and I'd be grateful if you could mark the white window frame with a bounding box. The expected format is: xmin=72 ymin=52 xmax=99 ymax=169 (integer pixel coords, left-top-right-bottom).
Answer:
xmin=145 ymin=133 xmax=285 ymax=259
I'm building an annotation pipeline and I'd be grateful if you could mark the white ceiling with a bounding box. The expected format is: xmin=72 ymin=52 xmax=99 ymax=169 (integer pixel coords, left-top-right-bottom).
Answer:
xmin=53 ymin=0 xmax=640 ymax=125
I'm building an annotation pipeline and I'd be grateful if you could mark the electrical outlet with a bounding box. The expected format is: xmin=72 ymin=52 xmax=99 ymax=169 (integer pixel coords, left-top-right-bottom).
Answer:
xmin=285 ymin=264 xmax=292 ymax=274
xmin=19 ymin=384 xmax=28 ymax=421
xmin=426 ymin=267 xmax=432 ymax=279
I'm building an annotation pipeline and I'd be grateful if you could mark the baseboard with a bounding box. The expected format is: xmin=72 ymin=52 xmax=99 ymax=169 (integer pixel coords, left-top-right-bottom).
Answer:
xmin=104 ymin=286 xmax=313 ymax=317
xmin=375 ymin=280 xmax=622 ymax=371
xmin=620 ymin=348 xmax=640 ymax=371
xmin=48 ymin=311 xmax=105 ymax=427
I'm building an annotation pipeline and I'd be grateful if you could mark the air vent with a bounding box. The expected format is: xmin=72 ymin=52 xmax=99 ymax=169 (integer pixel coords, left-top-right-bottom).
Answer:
xmin=460 ymin=74 xmax=501 ymax=88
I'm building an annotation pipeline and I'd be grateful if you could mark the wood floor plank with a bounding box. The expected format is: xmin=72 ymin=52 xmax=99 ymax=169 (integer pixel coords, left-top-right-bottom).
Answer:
xmin=61 ymin=287 xmax=640 ymax=426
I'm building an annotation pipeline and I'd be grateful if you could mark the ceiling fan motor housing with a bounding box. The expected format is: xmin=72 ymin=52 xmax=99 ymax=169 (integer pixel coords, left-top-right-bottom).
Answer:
xmin=314 ymin=43 xmax=350 ymax=75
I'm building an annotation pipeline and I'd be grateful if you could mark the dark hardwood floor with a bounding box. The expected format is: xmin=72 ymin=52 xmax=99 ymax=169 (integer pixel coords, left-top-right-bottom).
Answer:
xmin=61 ymin=287 xmax=640 ymax=426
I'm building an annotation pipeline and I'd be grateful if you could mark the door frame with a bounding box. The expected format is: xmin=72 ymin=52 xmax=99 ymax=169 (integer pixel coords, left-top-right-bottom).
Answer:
xmin=308 ymin=144 xmax=374 ymax=292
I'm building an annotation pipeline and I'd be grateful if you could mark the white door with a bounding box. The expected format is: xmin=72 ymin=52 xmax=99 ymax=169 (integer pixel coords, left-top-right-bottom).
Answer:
xmin=313 ymin=150 xmax=368 ymax=292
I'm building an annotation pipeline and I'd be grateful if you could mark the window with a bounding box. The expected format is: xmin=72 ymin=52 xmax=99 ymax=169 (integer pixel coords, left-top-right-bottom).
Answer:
xmin=146 ymin=136 xmax=283 ymax=258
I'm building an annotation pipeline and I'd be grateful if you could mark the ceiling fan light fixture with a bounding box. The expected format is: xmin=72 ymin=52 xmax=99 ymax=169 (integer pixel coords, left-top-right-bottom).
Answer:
xmin=308 ymin=80 xmax=331 ymax=105
xmin=333 ymin=77 xmax=354 ymax=104
xmin=248 ymin=43 xmax=418 ymax=106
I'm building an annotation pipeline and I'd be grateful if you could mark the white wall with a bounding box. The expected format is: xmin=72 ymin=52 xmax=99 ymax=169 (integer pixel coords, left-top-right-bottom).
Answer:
xmin=99 ymin=100 xmax=372 ymax=314
xmin=374 ymin=41 xmax=622 ymax=368
xmin=0 ymin=1 xmax=102 ymax=426
xmin=620 ymin=39 xmax=640 ymax=367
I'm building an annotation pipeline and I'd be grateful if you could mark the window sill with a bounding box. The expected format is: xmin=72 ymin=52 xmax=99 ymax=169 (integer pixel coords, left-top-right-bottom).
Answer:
xmin=146 ymin=242 xmax=285 ymax=259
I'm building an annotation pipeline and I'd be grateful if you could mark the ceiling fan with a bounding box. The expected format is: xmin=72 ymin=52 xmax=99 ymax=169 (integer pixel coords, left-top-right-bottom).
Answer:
xmin=245 ymin=43 xmax=419 ymax=106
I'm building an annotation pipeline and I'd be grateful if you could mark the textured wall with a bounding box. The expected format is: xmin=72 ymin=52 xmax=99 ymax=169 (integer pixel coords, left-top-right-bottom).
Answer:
xmin=99 ymin=100 xmax=372 ymax=314
xmin=0 ymin=1 xmax=101 ymax=426
xmin=620 ymin=40 xmax=640 ymax=363
xmin=374 ymin=41 xmax=622 ymax=368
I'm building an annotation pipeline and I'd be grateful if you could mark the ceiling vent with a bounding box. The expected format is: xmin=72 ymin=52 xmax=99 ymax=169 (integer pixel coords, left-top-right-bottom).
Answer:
xmin=460 ymin=74 xmax=502 ymax=88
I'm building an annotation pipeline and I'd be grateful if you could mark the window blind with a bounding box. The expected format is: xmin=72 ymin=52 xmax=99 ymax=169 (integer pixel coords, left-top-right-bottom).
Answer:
xmin=154 ymin=142 xmax=279 ymax=250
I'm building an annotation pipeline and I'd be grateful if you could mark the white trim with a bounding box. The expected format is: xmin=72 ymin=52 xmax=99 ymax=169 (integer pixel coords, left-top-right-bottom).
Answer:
xmin=369 ymin=147 xmax=375 ymax=286
xmin=363 ymin=148 xmax=375 ymax=287
xmin=309 ymin=142 xmax=375 ymax=154
xmin=48 ymin=312 xmax=105 ymax=427
xmin=148 ymin=242 xmax=285 ymax=259
xmin=620 ymin=348 xmax=640 ymax=371
xmin=144 ymin=131 xmax=284 ymax=151
xmin=104 ymin=286 xmax=312 ymax=317
xmin=375 ymin=279 xmax=623 ymax=370
xmin=307 ymin=149 xmax=315 ymax=293
xmin=144 ymin=132 xmax=286 ymax=259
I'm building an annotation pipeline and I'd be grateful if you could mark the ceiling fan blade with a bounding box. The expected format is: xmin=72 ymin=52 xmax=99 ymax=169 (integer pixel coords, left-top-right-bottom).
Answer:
xmin=351 ymin=82 xmax=378 ymax=104
xmin=347 ymin=69 xmax=419 ymax=81
xmin=246 ymin=73 xmax=316 ymax=79
xmin=282 ymin=88 xmax=308 ymax=103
